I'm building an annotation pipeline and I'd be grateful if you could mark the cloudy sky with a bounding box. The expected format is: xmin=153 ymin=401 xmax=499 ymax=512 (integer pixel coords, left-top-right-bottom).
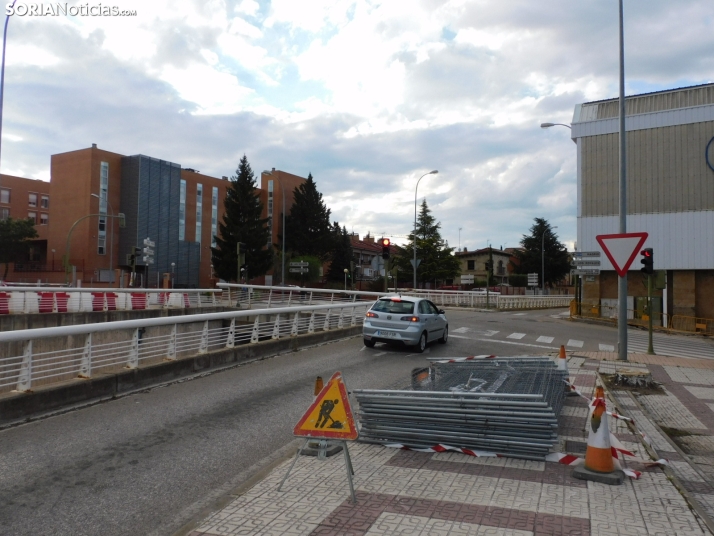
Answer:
xmin=2 ymin=0 xmax=713 ymax=252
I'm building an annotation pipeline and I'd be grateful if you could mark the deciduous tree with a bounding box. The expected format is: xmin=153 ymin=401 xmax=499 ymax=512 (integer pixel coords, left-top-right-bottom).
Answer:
xmin=0 ymin=218 xmax=38 ymax=280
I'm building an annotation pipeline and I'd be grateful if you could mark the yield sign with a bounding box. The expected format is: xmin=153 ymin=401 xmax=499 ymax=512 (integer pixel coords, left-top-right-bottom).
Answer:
xmin=293 ymin=372 xmax=358 ymax=440
xmin=596 ymin=232 xmax=649 ymax=277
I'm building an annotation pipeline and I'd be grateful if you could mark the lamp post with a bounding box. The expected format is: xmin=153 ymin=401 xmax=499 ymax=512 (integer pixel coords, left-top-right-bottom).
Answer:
xmin=343 ymin=268 xmax=348 ymax=290
xmin=458 ymin=227 xmax=462 ymax=251
xmin=91 ymin=193 xmax=114 ymax=283
xmin=542 ymin=225 xmax=558 ymax=294
xmin=264 ymin=170 xmax=286 ymax=286
xmin=171 ymin=262 xmax=175 ymax=288
xmin=413 ymin=170 xmax=438 ymax=289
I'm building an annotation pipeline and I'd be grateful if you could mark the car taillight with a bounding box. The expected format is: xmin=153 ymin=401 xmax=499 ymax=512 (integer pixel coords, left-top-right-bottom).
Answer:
xmin=366 ymin=311 xmax=379 ymax=318
xmin=400 ymin=316 xmax=420 ymax=322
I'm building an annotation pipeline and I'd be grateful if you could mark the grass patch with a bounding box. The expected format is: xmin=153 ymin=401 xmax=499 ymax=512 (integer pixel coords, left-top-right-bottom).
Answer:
xmin=601 ymin=373 xmax=665 ymax=395
xmin=660 ymin=426 xmax=694 ymax=438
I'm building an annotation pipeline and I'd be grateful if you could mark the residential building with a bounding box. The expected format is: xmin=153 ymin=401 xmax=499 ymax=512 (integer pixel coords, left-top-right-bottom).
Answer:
xmin=3 ymin=144 xmax=230 ymax=288
xmin=455 ymin=247 xmax=511 ymax=285
xmin=572 ymin=83 xmax=714 ymax=321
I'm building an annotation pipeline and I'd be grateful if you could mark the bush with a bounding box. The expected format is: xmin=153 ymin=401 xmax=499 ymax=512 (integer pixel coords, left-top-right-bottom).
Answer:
xmin=509 ymin=274 xmax=527 ymax=287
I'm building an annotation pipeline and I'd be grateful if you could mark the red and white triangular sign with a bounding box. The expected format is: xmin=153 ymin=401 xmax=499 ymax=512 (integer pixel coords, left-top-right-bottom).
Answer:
xmin=596 ymin=232 xmax=649 ymax=277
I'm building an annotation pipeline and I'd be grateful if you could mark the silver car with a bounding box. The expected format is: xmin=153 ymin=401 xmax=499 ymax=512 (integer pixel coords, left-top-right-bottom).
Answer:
xmin=362 ymin=296 xmax=448 ymax=352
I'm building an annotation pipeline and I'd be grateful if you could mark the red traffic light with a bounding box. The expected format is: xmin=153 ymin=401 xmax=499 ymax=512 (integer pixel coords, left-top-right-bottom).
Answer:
xmin=641 ymin=249 xmax=651 ymax=257
xmin=381 ymin=238 xmax=390 ymax=247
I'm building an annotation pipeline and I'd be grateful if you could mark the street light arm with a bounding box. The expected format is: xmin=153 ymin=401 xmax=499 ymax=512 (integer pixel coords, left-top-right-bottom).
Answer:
xmin=540 ymin=123 xmax=572 ymax=129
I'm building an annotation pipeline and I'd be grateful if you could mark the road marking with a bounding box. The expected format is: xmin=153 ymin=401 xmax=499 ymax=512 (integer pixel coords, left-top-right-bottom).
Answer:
xmin=599 ymin=344 xmax=615 ymax=352
xmin=360 ymin=346 xmax=366 ymax=351
xmin=483 ymin=330 xmax=499 ymax=337
xmin=513 ymin=313 xmax=527 ymax=316
xmin=506 ymin=333 xmax=526 ymax=339
xmin=537 ymin=336 xmax=554 ymax=343
xmin=452 ymin=327 xmax=470 ymax=334
xmin=567 ymin=339 xmax=584 ymax=348
xmin=450 ymin=334 xmax=471 ymax=339
xmin=438 ymin=333 xmax=560 ymax=351
xmin=374 ymin=352 xmax=387 ymax=356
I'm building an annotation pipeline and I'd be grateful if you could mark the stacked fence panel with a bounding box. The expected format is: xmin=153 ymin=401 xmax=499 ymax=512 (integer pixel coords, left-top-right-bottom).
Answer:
xmin=355 ymin=357 xmax=567 ymax=460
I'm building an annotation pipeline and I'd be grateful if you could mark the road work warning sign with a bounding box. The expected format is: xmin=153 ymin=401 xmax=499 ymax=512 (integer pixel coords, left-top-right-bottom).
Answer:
xmin=293 ymin=372 xmax=358 ymax=440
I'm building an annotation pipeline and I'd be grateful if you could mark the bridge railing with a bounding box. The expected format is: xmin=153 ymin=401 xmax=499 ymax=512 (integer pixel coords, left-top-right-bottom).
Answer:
xmin=0 ymin=302 xmax=370 ymax=395
xmin=0 ymin=287 xmax=225 ymax=314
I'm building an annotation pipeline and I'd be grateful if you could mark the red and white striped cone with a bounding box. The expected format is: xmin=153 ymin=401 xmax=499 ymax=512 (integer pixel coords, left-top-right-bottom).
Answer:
xmin=572 ymin=386 xmax=624 ymax=484
xmin=558 ymin=345 xmax=578 ymax=396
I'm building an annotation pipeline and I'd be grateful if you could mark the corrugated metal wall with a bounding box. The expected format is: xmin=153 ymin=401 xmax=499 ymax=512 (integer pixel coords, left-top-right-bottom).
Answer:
xmin=580 ymin=121 xmax=714 ymax=216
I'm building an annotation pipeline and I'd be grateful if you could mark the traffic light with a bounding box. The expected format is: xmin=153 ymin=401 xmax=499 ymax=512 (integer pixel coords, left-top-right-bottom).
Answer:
xmin=640 ymin=248 xmax=653 ymax=275
xmin=485 ymin=260 xmax=493 ymax=272
xmin=381 ymin=238 xmax=390 ymax=259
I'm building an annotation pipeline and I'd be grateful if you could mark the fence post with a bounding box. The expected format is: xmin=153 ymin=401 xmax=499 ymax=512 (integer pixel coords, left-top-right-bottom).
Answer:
xmin=291 ymin=312 xmax=300 ymax=336
xmin=351 ymin=307 xmax=356 ymax=327
xmin=167 ymin=324 xmax=177 ymax=360
xmin=128 ymin=328 xmax=139 ymax=369
xmin=16 ymin=340 xmax=33 ymax=392
xmin=79 ymin=333 xmax=93 ymax=378
xmin=272 ymin=314 xmax=281 ymax=339
xmin=199 ymin=320 xmax=209 ymax=353
xmin=337 ymin=308 xmax=344 ymax=329
xmin=309 ymin=292 xmax=313 ymax=305
xmin=308 ymin=311 xmax=315 ymax=333
xmin=226 ymin=318 xmax=236 ymax=348
xmin=323 ymin=310 xmax=331 ymax=331
xmin=251 ymin=316 xmax=260 ymax=343
xmin=268 ymin=290 xmax=272 ymax=309
xmin=211 ymin=292 xmax=216 ymax=306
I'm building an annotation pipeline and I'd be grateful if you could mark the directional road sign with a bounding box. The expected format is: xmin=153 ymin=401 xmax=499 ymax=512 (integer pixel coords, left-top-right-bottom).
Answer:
xmin=574 ymin=269 xmax=600 ymax=275
xmin=573 ymin=251 xmax=600 ymax=258
xmin=290 ymin=261 xmax=309 ymax=267
xmin=289 ymin=268 xmax=308 ymax=273
xmin=596 ymin=232 xmax=649 ymax=277
xmin=293 ymin=372 xmax=358 ymax=440
xmin=571 ymin=260 xmax=601 ymax=266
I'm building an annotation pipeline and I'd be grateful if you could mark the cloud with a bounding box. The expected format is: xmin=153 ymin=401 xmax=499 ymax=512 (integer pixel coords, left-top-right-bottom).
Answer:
xmin=1 ymin=0 xmax=712 ymax=253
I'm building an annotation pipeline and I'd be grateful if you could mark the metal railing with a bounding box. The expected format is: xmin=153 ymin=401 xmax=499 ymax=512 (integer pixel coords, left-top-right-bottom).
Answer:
xmin=220 ymin=284 xmax=574 ymax=311
xmin=0 ymin=302 xmax=369 ymax=394
xmin=0 ymin=287 xmax=225 ymax=314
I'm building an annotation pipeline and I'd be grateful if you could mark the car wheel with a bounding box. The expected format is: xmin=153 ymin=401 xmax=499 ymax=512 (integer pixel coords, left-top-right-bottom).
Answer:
xmin=364 ymin=338 xmax=376 ymax=348
xmin=439 ymin=325 xmax=448 ymax=344
xmin=415 ymin=332 xmax=427 ymax=353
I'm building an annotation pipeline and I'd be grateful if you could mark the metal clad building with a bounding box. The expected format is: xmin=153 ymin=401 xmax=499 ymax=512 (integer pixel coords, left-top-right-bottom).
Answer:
xmin=572 ymin=83 xmax=714 ymax=319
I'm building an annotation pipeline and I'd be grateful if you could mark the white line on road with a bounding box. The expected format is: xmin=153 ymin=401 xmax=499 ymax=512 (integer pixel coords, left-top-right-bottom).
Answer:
xmin=360 ymin=346 xmax=366 ymax=351
xmin=375 ymin=352 xmax=387 ymax=356
xmin=537 ymin=336 xmax=555 ymax=343
xmin=483 ymin=330 xmax=499 ymax=337
xmin=440 ymin=333 xmax=560 ymax=351
xmin=450 ymin=334 xmax=471 ymax=339
xmin=507 ymin=333 xmax=526 ymax=339
xmin=599 ymin=344 xmax=615 ymax=352
xmin=452 ymin=327 xmax=470 ymax=333
xmin=567 ymin=339 xmax=584 ymax=348
xmin=513 ymin=313 xmax=527 ymax=316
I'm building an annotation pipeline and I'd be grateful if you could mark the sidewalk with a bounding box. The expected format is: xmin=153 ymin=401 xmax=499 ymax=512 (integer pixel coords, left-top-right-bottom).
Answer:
xmin=184 ymin=353 xmax=714 ymax=536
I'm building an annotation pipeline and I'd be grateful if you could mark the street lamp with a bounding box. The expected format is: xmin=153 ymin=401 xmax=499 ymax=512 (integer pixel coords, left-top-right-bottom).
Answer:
xmin=171 ymin=262 xmax=175 ymax=288
xmin=343 ymin=268 xmax=349 ymax=290
xmin=542 ymin=225 xmax=558 ymax=294
xmin=540 ymin=123 xmax=572 ymax=129
xmin=264 ymin=170 xmax=286 ymax=286
xmin=413 ymin=170 xmax=438 ymax=289
xmin=51 ymin=248 xmax=55 ymax=270
xmin=91 ymin=192 xmax=114 ymax=283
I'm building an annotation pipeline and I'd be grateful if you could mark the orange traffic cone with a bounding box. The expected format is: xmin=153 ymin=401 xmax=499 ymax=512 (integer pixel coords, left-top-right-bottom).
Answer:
xmin=573 ymin=386 xmax=624 ymax=485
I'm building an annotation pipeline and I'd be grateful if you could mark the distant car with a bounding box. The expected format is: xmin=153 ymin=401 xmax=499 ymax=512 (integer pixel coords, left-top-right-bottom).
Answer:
xmin=362 ymin=296 xmax=448 ymax=352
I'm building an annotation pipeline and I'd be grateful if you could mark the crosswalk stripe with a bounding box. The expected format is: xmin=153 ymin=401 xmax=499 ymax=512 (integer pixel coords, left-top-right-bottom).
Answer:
xmin=567 ymin=339 xmax=584 ymax=348
xmin=452 ymin=327 xmax=470 ymax=334
xmin=537 ymin=336 xmax=554 ymax=343
xmin=507 ymin=333 xmax=526 ymax=339
xmin=599 ymin=344 xmax=615 ymax=352
xmin=483 ymin=330 xmax=499 ymax=337
xmin=628 ymin=331 xmax=714 ymax=359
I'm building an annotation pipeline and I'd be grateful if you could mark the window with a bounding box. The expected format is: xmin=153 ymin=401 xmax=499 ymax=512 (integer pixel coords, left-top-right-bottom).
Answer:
xmin=0 ymin=188 xmax=10 ymax=204
xmin=211 ymin=186 xmax=218 ymax=248
xmin=195 ymin=183 xmax=203 ymax=244
xmin=98 ymin=162 xmax=108 ymax=255
xmin=41 ymin=195 xmax=49 ymax=209
xmin=179 ymin=179 xmax=186 ymax=241
xmin=28 ymin=211 xmax=37 ymax=224
xmin=28 ymin=193 xmax=37 ymax=207
xmin=0 ymin=208 xmax=9 ymax=220
xmin=40 ymin=213 xmax=49 ymax=225
xmin=467 ymin=260 xmax=475 ymax=270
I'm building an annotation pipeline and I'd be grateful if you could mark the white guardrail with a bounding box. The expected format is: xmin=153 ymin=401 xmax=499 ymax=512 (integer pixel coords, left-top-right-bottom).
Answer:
xmin=0 ymin=302 xmax=370 ymax=394
xmin=0 ymin=287 xmax=224 ymax=314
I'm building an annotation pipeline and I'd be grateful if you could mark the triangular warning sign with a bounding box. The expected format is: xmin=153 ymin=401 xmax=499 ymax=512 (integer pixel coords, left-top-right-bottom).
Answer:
xmin=596 ymin=232 xmax=649 ymax=277
xmin=293 ymin=372 xmax=359 ymax=440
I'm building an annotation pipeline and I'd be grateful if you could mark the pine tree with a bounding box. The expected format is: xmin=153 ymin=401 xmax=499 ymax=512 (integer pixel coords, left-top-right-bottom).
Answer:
xmin=326 ymin=222 xmax=354 ymax=283
xmin=284 ymin=173 xmax=333 ymax=260
xmin=394 ymin=200 xmax=460 ymax=287
xmin=211 ymin=155 xmax=272 ymax=282
xmin=511 ymin=218 xmax=570 ymax=287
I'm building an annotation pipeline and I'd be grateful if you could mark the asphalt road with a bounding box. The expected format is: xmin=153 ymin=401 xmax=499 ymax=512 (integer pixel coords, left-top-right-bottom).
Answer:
xmin=0 ymin=306 xmax=600 ymax=536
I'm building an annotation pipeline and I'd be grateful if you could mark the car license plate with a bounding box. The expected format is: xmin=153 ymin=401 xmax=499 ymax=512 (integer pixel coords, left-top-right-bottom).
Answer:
xmin=375 ymin=330 xmax=397 ymax=338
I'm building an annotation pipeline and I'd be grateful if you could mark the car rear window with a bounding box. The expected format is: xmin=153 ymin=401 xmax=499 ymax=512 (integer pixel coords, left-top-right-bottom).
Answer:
xmin=371 ymin=299 xmax=415 ymax=314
